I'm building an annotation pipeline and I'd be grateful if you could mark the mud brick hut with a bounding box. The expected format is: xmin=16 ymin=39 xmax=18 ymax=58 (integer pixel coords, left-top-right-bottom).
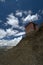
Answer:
xmin=25 ymin=22 xmax=38 ymax=34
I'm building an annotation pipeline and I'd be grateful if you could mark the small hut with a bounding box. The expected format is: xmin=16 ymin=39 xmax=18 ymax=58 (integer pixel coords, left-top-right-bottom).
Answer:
xmin=25 ymin=22 xmax=38 ymax=34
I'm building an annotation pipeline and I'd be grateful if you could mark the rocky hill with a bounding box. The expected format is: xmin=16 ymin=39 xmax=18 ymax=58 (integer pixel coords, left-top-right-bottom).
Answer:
xmin=0 ymin=26 xmax=43 ymax=65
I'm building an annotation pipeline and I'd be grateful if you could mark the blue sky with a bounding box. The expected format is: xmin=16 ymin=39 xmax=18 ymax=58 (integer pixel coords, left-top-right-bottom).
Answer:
xmin=0 ymin=0 xmax=43 ymax=49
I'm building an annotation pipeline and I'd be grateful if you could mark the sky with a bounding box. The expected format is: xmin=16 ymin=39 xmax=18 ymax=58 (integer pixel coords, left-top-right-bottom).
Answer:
xmin=0 ymin=0 xmax=43 ymax=49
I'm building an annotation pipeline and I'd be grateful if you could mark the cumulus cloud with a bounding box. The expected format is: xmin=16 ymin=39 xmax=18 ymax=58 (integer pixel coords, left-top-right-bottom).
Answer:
xmin=0 ymin=28 xmax=19 ymax=39
xmin=23 ymin=14 xmax=39 ymax=23
xmin=6 ymin=13 xmax=25 ymax=30
xmin=6 ymin=13 xmax=19 ymax=28
xmin=6 ymin=28 xmax=18 ymax=36
xmin=0 ymin=36 xmax=22 ymax=49
xmin=0 ymin=28 xmax=25 ymax=49
xmin=0 ymin=13 xmax=25 ymax=49
xmin=15 ymin=10 xmax=22 ymax=17
xmin=15 ymin=10 xmax=32 ymax=17
xmin=23 ymin=10 xmax=32 ymax=15
xmin=0 ymin=27 xmax=25 ymax=39
xmin=0 ymin=29 xmax=6 ymax=39
xmin=15 ymin=32 xmax=25 ymax=37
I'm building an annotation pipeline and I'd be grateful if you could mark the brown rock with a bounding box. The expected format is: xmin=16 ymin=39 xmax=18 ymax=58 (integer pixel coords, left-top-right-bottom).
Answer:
xmin=25 ymin=22 xmax=38 ymax=34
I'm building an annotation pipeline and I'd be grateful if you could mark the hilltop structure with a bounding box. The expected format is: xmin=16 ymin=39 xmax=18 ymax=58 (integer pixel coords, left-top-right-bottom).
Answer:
xmin=25 ymin=22 xmax=38 ymax=33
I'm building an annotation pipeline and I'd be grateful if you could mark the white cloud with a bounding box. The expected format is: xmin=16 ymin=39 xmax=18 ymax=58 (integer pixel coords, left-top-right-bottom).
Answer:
xmin=18 ymin=26 xmax=25 ymax=30
xmin=6 ymin=28 xmax=18 ymax=36
xmin=6 ymin=28 xmax=25 ymax=37
xmin=6 ymin=13 xmax=19 ymax=27
xmin=15 ymin=11 xmax=22 ymax=17
xmin=23 ymin=14 xmax=39 ymax=23
xmin=0 ymin=14 xmax=25 ymax=49
xmin=15 ymin=10 xmax=32 ymax=17
xmin=0 ymin=27 xmax=25 ymax=39
xmin=23 ymin=10 xmax=32 ymax=15
xmin=0 ymin=29 xmax=6 ymax=39
xmin=31 ymin=14 xmax=39 ymax=21
xmin=6 ymin=13 xmax=25 ymax=30
xmin=0 ymin=27 xmax=25 ymax=49
xmin=0 ymin=36 xmax=22 ymax=49
xmin=15 ymin=32 xmax=25 ymax=36
xmin=0 ymin=28 xmax=19 ymax=39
